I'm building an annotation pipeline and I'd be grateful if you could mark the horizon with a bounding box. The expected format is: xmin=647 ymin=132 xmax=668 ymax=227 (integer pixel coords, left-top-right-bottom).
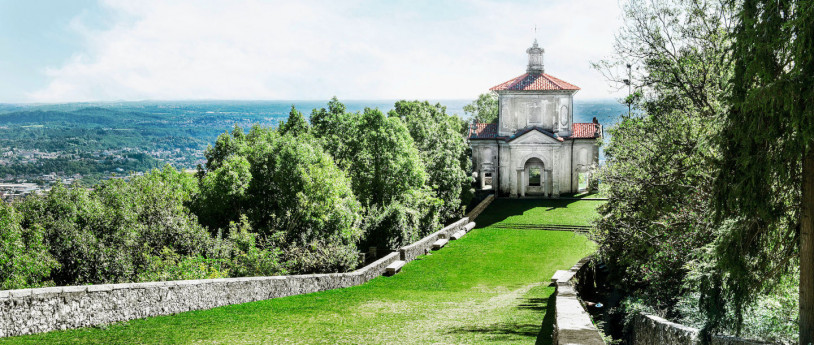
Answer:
xmin=0 ymin=96 xmax=622 ymax=107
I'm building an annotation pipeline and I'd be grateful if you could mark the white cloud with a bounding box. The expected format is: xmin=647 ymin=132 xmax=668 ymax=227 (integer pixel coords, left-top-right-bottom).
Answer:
xmin=28 ymin=0 xmax=625 ymax=102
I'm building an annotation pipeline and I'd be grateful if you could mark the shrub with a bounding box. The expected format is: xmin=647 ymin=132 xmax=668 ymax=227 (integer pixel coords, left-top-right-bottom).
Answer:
xmin=362 ymin=188 xmax=442 ymax=251
xmin=17 ymin=166 xmax=221 ymax=285
xmin=0 ymin=202 xmax=57 ymax=289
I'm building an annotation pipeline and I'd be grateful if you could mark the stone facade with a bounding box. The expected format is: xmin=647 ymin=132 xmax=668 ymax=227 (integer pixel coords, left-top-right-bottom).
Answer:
xmin=468 ymin=40 xmax=601 ymax=197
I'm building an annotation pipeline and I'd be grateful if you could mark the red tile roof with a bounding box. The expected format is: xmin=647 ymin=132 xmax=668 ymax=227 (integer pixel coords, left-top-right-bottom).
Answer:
xmin=468 ymin=123 xmax=498 ymax=139
xmin=490 ymin=73 xmax=580 ymax=92
xmin=571 ymin=123 xmax=601 ymax=138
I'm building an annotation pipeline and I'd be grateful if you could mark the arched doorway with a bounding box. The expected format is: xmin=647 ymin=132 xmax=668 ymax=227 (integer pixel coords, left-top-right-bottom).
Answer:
xmin=524 ymin=158 xmax=545 ymax=196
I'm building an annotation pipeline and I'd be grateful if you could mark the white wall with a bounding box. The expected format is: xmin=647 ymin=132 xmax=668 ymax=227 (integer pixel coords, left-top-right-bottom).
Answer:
xmin=497 ymin=91 xmax=575 ymax=137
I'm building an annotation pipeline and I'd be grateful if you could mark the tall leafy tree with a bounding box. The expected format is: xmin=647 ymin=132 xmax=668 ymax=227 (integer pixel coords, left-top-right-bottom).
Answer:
xmin=712 ymin=0 xmax=814 ymax=341
xmin=463 ymin=92 xmax=498 ymax=124
xmin=350 ymin=108 xmax=426 ymax=207
xmin=18 ymin=166 xmax=221 ymax=285
xmin=310 ymin=99 xmax=440 ymax=249
xmin=0 ymin=201 xmax=56 ymax=289
xmin=389 ymin=100 xmax=473 ymax=221
xmin=279 ymin=105 xmax=309 ymax=137
xmin=591 ymin=0 xmax=736 ymax=328
xmin=194 ymin=125 xmax=364 ymax=273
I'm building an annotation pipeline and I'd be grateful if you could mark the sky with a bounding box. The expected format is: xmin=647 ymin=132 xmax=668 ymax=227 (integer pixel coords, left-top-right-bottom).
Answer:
xmin=0 ymin=0 xmax=625 ymax=103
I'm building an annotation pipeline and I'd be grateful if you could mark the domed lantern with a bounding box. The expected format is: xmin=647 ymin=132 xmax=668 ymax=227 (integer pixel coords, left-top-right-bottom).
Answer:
xmin=526 ymin=39 xmax=545 ymax=74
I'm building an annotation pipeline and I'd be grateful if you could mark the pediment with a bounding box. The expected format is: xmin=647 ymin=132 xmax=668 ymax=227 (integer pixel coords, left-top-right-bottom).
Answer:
xmin=509 ymin=129 xmax=561 ymax=145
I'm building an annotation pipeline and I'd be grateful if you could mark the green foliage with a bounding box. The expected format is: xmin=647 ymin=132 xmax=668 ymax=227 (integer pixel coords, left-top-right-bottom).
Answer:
xmin=0 ymin=97 xmax=472 ymax=287
xmin=389 ymin=100 xmax=473 ymax=221
xmin=16 ymin=166 xmax=221 ymax=285
xmin=594 ymin=111 xmax=718 ymax=312
xmin=278 ymin=105 xmax=309 ymax=137
xmin=246 ymin=132 xmax=362 ymax=250
xmin=708 ymin=0 xmax=814 ymax=339
xmin=0 ymin=202 xmax=57 ymax=290
xmin=226 ymin=216 xmax=286 ymax=277
xmin=194 ymin=125 xmax=363 ymax=273
xmin=1 ymin=200 xmax=598 ymax=345
xmin=195 ymin=154 xmax=251 ymax=231
xmin=590 ymin=0 xmax=758 ymax=336
xmin=363 ymin=189 xmax=442 ymax=250
xmin=463 ymin=92 xmax=498 ymax=124
xmin=137 ymin=247 xmax=228 ymax=282
xmin=310 ymin=99 xmax=440 ymax=249
xmin=346 ymin=108 xmax=427 ymax=208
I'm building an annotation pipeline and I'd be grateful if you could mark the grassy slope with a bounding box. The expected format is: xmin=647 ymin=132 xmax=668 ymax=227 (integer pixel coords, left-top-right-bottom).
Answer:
xmin=2 ymin=199 xmax=600 ymax=345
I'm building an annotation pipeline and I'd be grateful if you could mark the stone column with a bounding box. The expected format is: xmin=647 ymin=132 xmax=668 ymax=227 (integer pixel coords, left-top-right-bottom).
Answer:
xmin=480 ymin=169 xmax=486 ymax=189
xmin=511 ymin=169 xmax=519 ymax=197
xmin=545 ymin=169 xmax=552 ymax=197
xmin=520 ymin=169 xmax=526 ymax=197
xmin=552 ymin=153 xmax=560 ymax=198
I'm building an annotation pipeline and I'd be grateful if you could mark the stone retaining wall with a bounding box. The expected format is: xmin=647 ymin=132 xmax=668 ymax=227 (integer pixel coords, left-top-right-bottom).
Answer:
xmin=0 ymin=195 xmax=497 ymax=338
xmin=465 ymin=194 xmax=494 ymax=220
xmin=399 ymin=217 xmax=469 ymax=262
xmin=0 ymin=251 xmax=401 ymax=338
xmin=553 ymin=256 xmax=606 ymax=345
xmin=632 ymin=314 xmax=773 ymax=345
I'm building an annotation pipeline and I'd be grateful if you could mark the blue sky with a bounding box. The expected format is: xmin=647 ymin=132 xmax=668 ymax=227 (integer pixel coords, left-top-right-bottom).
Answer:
xmin=0 ymin=0 xmax=625 ymax=103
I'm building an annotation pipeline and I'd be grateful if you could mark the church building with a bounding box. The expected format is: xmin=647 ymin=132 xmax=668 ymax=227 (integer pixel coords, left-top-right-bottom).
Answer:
xmin=467 ymin=39 xmax=601 ymax=198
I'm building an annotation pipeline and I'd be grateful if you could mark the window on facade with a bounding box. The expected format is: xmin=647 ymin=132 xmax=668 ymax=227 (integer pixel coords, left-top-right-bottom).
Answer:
xmin=528 ymin=167 xmax=541 ymax=186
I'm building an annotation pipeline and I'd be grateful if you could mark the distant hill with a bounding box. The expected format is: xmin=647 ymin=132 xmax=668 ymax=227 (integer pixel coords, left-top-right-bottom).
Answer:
xmin=0 ymin=99 xmax=623 ymax=183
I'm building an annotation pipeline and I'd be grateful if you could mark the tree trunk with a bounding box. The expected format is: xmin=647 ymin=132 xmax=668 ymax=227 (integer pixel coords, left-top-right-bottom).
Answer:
xmin=802 ymin=145 xmax=814 ymax=345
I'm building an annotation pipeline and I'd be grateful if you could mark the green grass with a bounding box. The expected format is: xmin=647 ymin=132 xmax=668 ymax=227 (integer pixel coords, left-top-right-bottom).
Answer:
xmin=2 ymin=199 xmax=599 ymax=344
xmin=477 ymin=198 xmax=604 ymax=228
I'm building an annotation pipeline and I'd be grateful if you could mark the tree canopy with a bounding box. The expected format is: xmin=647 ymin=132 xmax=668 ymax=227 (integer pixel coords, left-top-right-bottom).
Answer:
xmin=712 ymin=0 xmax=814 ymax=341
xmin=389 ymin=100 xmax=473 ymax=220
xmin=463 ymin=92 xmax=498 ymax=124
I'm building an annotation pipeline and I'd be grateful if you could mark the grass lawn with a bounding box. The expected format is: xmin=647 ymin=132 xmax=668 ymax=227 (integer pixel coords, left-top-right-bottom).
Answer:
xmin=2 ymin=199 xmax=599 ymax=345
xmin=477 ymin=198 xmax=604 ymax=228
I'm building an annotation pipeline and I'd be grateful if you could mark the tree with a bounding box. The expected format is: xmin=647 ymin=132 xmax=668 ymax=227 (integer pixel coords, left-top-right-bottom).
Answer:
xmin=463 ymin=92 xmax=498 ymax=124
xmin=591 ymin=0 xmax=737 ymax=331
xmin=389 ymin=100 xmax=473 ymax=221
xmin=17 ymin=167 xmax=223 ymax=285
xmin=712 ymin=0 xmax=814 ymax=342
xmin=349 ymin=108 xmax=427 ymax=208
xmin=310 ymin=99 xmax=441 ymax=249
xmin=0 ymin=201 xmax=56 ymax=289
xmin=310 ymin=97 xmax=355 ymax=169
xmin=194 ymin=125 xmax=364 ymax=273
xmin=279 ymin=105 xmax=309 ymax=137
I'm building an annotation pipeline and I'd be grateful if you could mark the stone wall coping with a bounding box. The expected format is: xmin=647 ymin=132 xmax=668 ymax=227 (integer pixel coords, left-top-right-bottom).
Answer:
xmin=641 ymin=314 xmax=700 ymax=334
xmin=0 ymin=252 xmax=402 ymax=301
xmin=399 ymin=217 xmax=469 ymax=262
xmin=634 ymin=313 xmax=777 ymax=345
xmin=554 ymin=256 xmax=606 ymax=345
xmin=465 ymin=194 xmax=495 ymax=220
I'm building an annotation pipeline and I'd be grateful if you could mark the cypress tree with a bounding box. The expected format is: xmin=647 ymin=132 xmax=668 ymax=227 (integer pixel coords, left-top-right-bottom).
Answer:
xmin=713 ymin=0 xmax=814 ymax=342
